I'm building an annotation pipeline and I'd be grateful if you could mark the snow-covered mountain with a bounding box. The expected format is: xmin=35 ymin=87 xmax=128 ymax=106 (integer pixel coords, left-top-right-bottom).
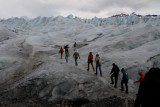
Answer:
xmin=0 ymin=13 xmax=160 ymax=106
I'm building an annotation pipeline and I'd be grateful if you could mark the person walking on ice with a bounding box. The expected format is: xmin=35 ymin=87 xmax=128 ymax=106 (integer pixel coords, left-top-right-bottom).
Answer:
xmin=64 ymin=44 xmax=70 ymax=63
xmin=95 ymin=54 xmax=102 ymax=76
xmin=87 ymin=52 xmax=95 ymax=72
xmin=120 ymin=68 xmax=128 ymax=94
xmin=110 ymin=63 xmax=120 ymax=88
xmin=64 ymin=45 xmax=69 ymax=52
xmin=134 ymin=71 xmax=144 ymax=84
xmin=73 ymin=50 xmax=80 ymax=66
xmin=73 ymin=42 xmax=77 ymax=51
xmin=134 ymin=70 xmax=145 ymax=106
xmin=65 ymin=50 xmax=69 ymax=63
xmin=59 ymin=47 xmax=64 ymax=59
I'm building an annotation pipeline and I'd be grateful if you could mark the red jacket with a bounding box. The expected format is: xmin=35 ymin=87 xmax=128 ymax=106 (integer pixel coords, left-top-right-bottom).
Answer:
xmin=88 ymin=52 xmax=93 ymax=60
xmin=135 ymin=71 xmax=144 ymax=83
xmin=59 ymin=48 xmax=64 ymax=53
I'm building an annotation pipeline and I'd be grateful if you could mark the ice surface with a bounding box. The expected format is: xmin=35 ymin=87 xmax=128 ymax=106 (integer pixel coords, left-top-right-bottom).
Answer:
xmin=0 ymin=13 xmax=160 ymax=101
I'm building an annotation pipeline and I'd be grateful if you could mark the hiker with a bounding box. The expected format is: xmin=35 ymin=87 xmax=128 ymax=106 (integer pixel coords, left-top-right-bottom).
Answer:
xmin=134 ymin=71 xmax=144 ymax=83
xmin=73 ymin=50 xmax=80 ymax=66
xmin=134 ymin=71 xmax=145 ymax=104
xmin=110 ymin=63 xmax=120 ymax=88
xmin=64 ymin=45 xmax=69 ymax=62
xmin=64 ymin=45 xmax=69 ymax=52
xmin=95 ymin=54 xmax=102 ymax=76
xmin=59 ymin=47 xmax=64 ymax=59
xmin=134 ymin=68 xmax=160 ymax=107
xmin=87 ymin=52 xmax=95 ymax=71
xmin=65 ymin=50 xmax=69 ymax=63
xmin=120 ymin=68 xmax=128 ymax=94
xmin=73 ymin=42 xmax=77 ymax=51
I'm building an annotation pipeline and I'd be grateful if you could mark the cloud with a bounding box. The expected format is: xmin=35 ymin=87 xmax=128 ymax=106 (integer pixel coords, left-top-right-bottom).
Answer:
xmin=0 ymin=0 xmax=61 ymax=18
xmin=0 ymin=0 xmax=160 ymax=18
xmin=77 ymin=0 xmax=160 ymax=13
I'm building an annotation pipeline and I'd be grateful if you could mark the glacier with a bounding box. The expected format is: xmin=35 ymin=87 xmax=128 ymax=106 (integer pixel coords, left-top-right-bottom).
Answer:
xmin=0 ymin=13 xmax=160 ymax=107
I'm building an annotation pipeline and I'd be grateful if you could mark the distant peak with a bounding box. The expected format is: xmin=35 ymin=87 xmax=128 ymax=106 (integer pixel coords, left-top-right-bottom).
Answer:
xmin=20 ymin=16 xmax=30 ymax=20
xmin=109 ymin=12 xmax=144 ymax=18
xmin=67 ymin=14 xmax=74 ymax=19
xmin=131 ymin=12 xmax=136 ymax=15
xmin=109 ymin=13 xmax=128 ymax=18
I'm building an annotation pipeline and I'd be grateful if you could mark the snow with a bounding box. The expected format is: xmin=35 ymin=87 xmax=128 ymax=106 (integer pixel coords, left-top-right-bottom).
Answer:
xmin=0 ymin=13 xmax=160 ymax=101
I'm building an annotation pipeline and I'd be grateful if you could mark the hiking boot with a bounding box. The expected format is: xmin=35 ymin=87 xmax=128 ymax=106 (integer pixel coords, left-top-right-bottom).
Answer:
xmin=110 ymin=82 xmax=114 ymax=84
xmin=125 ymin=91 xmax=128 ymax=94
xmin=94 ymin=73 xmax=97 ymax=75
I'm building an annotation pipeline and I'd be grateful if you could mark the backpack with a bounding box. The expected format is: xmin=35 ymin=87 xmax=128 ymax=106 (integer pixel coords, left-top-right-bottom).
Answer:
xmin=123 ymin=71 xmax=128 ymax=82
xmin=95 ymin=56 xmax=100 ymax=64
xmin=65 ymin=51 xmax=69 ymax=56
xmin=88 ymin=54 xmax=93 ymax=60
xmin=73 ymin=52 xmax=79 ymax=58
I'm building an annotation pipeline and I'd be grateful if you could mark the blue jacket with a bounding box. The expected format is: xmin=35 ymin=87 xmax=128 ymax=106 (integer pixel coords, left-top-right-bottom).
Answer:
xmin=121 ymin=69 xmax=128 ymax=82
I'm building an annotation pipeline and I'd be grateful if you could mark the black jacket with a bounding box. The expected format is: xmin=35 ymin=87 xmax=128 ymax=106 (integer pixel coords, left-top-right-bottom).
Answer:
xmin=110 ymin=64 xmax=120 ymax=76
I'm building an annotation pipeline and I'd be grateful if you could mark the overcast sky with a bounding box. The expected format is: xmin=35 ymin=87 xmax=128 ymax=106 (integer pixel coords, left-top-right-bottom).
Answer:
xmin=0 ymin=0 xmax=160 ymax=18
